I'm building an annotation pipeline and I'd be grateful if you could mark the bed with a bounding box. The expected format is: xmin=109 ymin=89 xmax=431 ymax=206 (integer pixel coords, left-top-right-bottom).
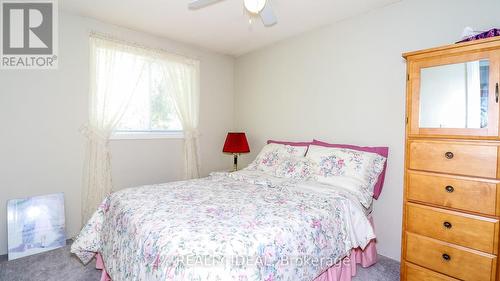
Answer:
xmin=71 ymin=142 xmax=387 ymax=281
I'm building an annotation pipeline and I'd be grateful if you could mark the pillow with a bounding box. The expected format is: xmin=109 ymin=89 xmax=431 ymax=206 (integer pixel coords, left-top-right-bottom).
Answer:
xmin=274 ymin=156 xmax=315 ymax=180
xmin=248 ymin=143 xmax=308 ymax=174
xmin=267 ymin=140 xmax=313 ymax=147
xmin=312 ymin=139 xmax=389 ymax=199
xmin=306 ymin=145 xmax=386 ymax=208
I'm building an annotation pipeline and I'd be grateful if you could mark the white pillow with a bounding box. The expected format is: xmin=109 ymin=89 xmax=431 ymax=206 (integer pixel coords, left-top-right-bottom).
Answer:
xmin=274 ymin=156 xmax=316 ymax=180
xmin=247 ymin=143 xmax=308 ymax=174
xmin=306 ymin=145 xmax=386 ymax=207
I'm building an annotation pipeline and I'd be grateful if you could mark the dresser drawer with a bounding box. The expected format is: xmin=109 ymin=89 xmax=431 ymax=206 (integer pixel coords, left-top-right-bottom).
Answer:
xmin=405 ymin=262 xmax=459 ymax=281
xmin=409 ymin=141 xmax=498 ymax=178
xmin=407 ymin=171 xmax=498 ymax=216
xmin=405 ymin=232 xmax=497 ymax=281
xmin=406 ymin=203 xmax=499 ymax=253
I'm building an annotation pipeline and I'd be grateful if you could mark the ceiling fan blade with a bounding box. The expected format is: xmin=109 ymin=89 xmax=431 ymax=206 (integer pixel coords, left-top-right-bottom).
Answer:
xmin=188 ymin=0 xmax=225 ymax=10
xmin=260 ymin=0 xmax=277 ymax=27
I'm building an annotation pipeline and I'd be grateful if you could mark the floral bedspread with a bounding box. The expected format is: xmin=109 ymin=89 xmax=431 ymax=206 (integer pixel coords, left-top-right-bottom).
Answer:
xmin=71 ymin=170 xmax=375 ymax=281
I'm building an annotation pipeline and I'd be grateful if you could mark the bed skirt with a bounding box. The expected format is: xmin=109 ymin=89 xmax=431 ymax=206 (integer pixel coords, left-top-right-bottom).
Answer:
xmin=94 ymin=239 xmax=377 ymax=281
xmin=314 ymin=239 xmax=377 ymax=281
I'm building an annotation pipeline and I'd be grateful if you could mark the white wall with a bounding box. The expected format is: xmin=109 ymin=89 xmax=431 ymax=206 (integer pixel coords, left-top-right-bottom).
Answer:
xmin=0 ymin=12 xmax=234 ymax=255
xmin=234 ymin=0 xmax=500 ymax=260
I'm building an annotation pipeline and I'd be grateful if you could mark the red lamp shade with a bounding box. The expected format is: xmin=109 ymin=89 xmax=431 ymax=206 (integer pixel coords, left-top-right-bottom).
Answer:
xmin=223 ymin=132 xmax=250 ymax=153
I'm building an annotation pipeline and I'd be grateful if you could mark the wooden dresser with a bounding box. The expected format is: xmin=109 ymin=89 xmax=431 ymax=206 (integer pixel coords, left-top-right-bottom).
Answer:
xmin=401 ymin=37 xmax=500 ymax=281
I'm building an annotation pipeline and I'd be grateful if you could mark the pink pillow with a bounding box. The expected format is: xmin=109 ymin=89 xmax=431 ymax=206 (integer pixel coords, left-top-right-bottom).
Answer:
xmin=267 ymin=140 xmax=313 ymax=147
xmin=312 ymin=139 xmax=388 ymax=200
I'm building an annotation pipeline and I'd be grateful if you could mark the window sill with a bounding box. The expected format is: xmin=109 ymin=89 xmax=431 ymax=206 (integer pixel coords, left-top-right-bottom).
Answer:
xmin=110 ymin=131 xmax=184 ymax=140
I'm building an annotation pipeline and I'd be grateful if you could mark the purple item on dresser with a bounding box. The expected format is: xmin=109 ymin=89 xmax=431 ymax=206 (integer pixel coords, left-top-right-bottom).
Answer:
xmin=458 ymin=28 xmax=500 ymax=43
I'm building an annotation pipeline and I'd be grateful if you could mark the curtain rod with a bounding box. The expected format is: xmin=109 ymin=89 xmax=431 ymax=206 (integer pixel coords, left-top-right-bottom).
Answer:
xmin=89 ymin=31 xmax=201 ymax=63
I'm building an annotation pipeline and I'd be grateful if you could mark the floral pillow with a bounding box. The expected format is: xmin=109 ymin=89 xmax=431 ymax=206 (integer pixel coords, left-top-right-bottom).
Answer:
xmin=274 ymin=156 xmax=316 ymax=180
xmin=306 ymin=145 xmax=386 ymax=207
xmin=247 ymin=143 xmax=308 ymax=174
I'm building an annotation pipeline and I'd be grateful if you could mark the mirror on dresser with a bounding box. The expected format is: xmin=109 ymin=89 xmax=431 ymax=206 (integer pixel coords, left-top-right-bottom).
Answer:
xmin=419 ymin=59 xmax=490 ymax=129
xmin=408 ymin=49 xmax=500 ymax=137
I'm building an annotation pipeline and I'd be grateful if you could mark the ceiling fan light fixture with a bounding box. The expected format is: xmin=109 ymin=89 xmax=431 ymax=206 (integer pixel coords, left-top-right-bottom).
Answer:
xmin=243 ymin=0 xmax=266 ymax=14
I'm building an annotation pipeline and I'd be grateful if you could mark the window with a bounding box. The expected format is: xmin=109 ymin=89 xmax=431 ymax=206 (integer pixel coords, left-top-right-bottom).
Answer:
xmin=113 ymin=62 xmax=183 ymax=139
xmin=82 ymin=35 xmax=200 ymax=222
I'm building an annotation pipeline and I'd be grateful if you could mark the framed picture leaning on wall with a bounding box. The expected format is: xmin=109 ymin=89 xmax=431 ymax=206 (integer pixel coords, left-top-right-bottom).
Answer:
xmin=7 ymin=193 xmax=66 ymax=260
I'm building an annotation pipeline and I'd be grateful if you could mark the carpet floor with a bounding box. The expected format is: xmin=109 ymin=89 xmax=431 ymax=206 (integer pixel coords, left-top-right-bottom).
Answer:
xmin=0 ymin=246 xmax=400 ymax=281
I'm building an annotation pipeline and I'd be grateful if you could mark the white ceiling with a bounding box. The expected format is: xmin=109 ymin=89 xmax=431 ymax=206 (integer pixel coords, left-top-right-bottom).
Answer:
xmin=61 ymin=0 xmax=400 ymax=57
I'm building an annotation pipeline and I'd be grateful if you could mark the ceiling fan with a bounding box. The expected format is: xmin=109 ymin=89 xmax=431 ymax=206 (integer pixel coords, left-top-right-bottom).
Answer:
xmin=188 ymin=0 xmax=277 ymax=27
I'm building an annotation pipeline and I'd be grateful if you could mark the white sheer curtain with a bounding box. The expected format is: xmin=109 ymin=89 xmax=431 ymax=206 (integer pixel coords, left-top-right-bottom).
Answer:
xmin=161 ymin=59 xmax=201 ymax=179
xmin=81 ymin=36 xmax=148 ymax=223
xmin=81 ymin=35 xmax=201 ymax=224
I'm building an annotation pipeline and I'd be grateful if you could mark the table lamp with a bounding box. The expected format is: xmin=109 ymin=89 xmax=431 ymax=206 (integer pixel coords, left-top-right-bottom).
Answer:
xmin=223 ymin=132 xmax=250 ymax=171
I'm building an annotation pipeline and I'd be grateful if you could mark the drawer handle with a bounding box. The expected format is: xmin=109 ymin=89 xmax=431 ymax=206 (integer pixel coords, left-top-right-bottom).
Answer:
xmin=445 ymin=185 xmax=454 ymax=193
xmin=442 ymin=253 xmax=451 ymax=261
xmin=443 ymin=221 xmax=452 ymax=229
xmin=496 ymin=82 xmax=499 ymax=103
xmin=444 ymin=151 xmax=454 ymax=159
